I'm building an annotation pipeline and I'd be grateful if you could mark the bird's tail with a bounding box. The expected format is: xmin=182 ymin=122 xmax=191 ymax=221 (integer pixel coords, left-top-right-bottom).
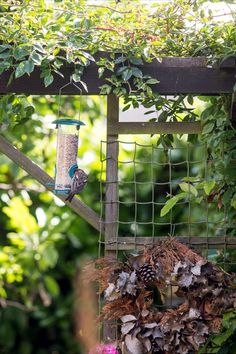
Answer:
xmin=65 ymin=193 xmax=74 ymax=202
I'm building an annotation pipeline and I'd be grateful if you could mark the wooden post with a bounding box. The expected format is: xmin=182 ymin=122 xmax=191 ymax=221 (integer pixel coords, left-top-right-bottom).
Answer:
xmin=103 ymin=94 xmax=119 ymax=341
xmin=105 ymin=94 xmax=119 ymax=255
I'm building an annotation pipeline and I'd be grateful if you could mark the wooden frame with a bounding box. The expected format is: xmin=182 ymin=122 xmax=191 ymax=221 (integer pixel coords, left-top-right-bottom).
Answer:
xmin=0 ymin=55 xmax=235 ymax=234
xmin=0 ymin=55 xmax=235 ymax=342
xmin=0 ymin=56 xmax=235 ymax=95
xmin=105 ymin=236 xmax=236 ymax=250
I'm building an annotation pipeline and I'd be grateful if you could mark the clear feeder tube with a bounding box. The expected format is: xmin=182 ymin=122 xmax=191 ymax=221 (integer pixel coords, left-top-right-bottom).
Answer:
xmin=55 ymin=124 xmax=79 ymax=191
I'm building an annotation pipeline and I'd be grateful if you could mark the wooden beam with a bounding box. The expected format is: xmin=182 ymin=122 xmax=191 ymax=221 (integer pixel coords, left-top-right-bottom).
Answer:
xmin=104 ymin=236 xmax=236 ymax=250
xmin=107 ymin=121 xmax=202 ymax=135
xmin=104 ymin=95 xmax=119 ymax=341
xmin=105 ymin=94 xmax=119 ymax=255
xmin=0 ymin=56 xmax=235 ymax=95
xmin=230 ymin=92 xmax=236 ymax=128
xmin=0 ymin=135 xmax=102 ymax=232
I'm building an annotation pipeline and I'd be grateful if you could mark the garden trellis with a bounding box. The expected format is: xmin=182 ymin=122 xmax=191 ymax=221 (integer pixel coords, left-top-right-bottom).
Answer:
xmin=99 ymin=140 xmax=235 ymax=250
xmin=0 ymin=55 xmax=236 ymax=346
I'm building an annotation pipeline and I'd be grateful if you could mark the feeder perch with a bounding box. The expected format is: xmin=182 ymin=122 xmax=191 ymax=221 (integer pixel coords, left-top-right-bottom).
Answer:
xmin=51 ymin=119 xmax=85 ymax=194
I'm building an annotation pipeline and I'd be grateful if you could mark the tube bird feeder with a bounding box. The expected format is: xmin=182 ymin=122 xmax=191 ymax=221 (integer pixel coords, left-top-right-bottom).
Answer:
xmin=52 ymin=119 xmax=85 ymax=194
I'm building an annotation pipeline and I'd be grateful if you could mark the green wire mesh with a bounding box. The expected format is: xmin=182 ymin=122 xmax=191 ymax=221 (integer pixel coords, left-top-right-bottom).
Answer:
xmin=99 ymin=139 xmax=236 ymax=264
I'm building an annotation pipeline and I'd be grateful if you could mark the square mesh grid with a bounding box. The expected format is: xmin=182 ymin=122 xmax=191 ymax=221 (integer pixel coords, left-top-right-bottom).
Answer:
xmin=99 ymin=138 xmax=236 ymax=353
xmin=100 ymin=140 xmax=235 ymax=243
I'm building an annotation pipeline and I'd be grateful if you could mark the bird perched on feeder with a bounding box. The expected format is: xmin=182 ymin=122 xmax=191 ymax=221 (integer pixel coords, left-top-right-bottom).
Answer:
xmin=65 ymin=168 xmax=88 ymax=202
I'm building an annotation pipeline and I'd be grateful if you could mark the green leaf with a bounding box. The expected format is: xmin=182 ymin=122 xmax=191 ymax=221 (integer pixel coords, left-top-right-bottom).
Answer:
xmin=179 ymin=182 xmax=198 ymax=196
xmin=182 ymin=176 xmax=200 ymax=182
xmin=115 ymin=56 xmax=127 ymax=64
xmin=53 ymin=47 xmax=60 ymax=56
xmin=202 ymin=122 xmax=214 ymax=134
xmin=0 ymin=44 xmax=12 ymax=53
xmin=123 ymin=104 xmax=131 ymax=111
xmin=0 ymin=61 xmax=10 ymax=74
xmin=15 ymin=62 xmax=26 ymax=78
xmin=44 ymin=74 xmax=54 ymax=87
xmin=0 ymin=51 xmax=11 ymax=59
xmin=187 ymin=95 xmax=193 ymax=105
xmin=3 ymin=197 xmax=39 ymax=234
xmin=24 ymin=60 xmax=35 ymax=75
xmin=79 ymin=80 xmax=88 ymax=92
xmin=14 ymin=46 xmax=29 ymax=60
xmin=41 ymin=244 xmax=58 ymax=269
xmin=44 ymin=276 xmax=60 ymax=297
xmin=34 ymin=43 xmax=46 ymax=54
xmin=129 ymin=57 xmax=143 ymax=65
xmin=99 ymin=84 xmax=112 ymax=94
xmin=116 ymin=66 xmax=129 ymax=75
xmin=54 ymin=58 xmax=63 ymax=68
xmin=158 ymin=111 xmax=168 ymax=121
xmin=122 ymin=68 xmax=133 ymax=81
xmin=203 ymin=180 xmax=215 ymax=195
xmin=32 ymin=52 xmax=43 ymax=65
xmin=160 ymin=192 xmax=188 ymax=217
xmin=98 ymin=67 xmax=105 ymax=78
xmin=80 ymin=51 xmax=95 ymax=62
xmin=131 ymin=67 xmax=143 ymax=78
xmin=72 ymin=73 xmax=81 ymax=82
xmin=146 ymin=78 xmax=159 ymax=84
xmin=231 ymin=194 xmax=236 ymax=209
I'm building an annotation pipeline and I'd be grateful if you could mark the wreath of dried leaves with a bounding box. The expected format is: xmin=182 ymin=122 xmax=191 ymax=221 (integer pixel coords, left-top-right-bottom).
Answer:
xmin=86 ymin=239 xmax=236 ymax=354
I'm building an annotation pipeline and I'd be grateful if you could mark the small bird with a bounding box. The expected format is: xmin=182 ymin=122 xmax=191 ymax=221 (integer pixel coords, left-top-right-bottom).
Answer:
xmin=65 ymin=168 xmax=88 ymax=202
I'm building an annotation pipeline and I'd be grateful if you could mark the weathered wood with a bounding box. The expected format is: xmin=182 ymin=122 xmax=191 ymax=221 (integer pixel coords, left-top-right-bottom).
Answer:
xmin=0 ymin=56 xmax=235 ymax=95
xmin=105 ymin=95 xmax=119 ymax=253
xmin=220 ymin=56 xmax=236 ymax=70
xmin=107 ymin=121 xmax=202 ymax=135
xmin=0 ymin=135 xmax=102 ymax=232
xmin=104 ymin=236 xmax=236 ymax=250
xmin=103 ymin=95 xmax=119 ymax=341
xmin=231 ymin=93 xmax=236 ymax=128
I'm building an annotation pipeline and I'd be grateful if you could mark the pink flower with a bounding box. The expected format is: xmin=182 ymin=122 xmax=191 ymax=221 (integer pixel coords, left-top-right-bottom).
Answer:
xmin=102 ymin=344 xmax=119 ymax=354
xmin=89 ymin=343 xmax=119 ymax=354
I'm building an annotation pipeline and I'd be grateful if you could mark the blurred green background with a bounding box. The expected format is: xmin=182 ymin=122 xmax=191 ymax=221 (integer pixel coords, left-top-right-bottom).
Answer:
xmin=0 ymin=95 xmax=106 ymax=354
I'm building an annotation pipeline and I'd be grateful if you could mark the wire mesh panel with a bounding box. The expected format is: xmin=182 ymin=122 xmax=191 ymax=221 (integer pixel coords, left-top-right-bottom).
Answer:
xmin=99 ymin=139 xmax=235 ymax=255
xmin=98 ymin=137 xmax=236 ymax=352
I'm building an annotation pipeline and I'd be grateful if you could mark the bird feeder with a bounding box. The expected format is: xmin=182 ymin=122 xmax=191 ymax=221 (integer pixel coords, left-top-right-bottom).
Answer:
xmin=52 ymin=119 xmax=85 ymax=194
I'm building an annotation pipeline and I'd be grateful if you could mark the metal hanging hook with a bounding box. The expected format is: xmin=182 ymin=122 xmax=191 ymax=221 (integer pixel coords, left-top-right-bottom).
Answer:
xmin=58 ymin=75 xmax=83 ymax=120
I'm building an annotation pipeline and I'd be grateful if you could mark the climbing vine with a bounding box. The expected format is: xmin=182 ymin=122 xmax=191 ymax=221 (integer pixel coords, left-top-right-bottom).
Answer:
xmin=0 ymin=0 xmax=235 ymax=100
xmin=0 ymin=1 xmax=236 ymax=353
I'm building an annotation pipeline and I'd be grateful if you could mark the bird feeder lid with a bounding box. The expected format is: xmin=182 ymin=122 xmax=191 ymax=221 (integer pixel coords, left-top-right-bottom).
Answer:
xmin=52 ymin=119 xmax=85 ymax=127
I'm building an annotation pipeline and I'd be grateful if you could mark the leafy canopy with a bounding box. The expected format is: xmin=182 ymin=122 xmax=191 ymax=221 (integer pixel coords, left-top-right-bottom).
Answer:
xmin=0 ymin=0 xmax=235 ymax=91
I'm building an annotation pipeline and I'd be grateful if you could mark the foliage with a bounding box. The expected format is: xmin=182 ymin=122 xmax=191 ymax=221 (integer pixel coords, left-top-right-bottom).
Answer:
xmin=0 ymin=0 xmax=235 ymax=353
xmin=0 ymin=0 xmax=235 ymax=109
xmin=0 ymin=95 xmax=104 ymax=353
xmin=199 ymin=311 xmax=236 ymax=353
xmin=161 ymin=95 xmax=236 ymax=232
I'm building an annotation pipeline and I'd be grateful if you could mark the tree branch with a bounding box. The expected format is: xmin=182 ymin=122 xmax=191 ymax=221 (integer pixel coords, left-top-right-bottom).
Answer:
xmin=0 ymin=182 xmax=45 ymax=192
xmin=0 ymin=135 xmax=104 ymax=233
xmin=0 ymin=298 xmax=36 ymax=312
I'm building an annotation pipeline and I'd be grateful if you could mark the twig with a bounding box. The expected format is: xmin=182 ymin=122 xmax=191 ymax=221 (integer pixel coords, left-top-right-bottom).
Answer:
xmin=0 ymin=2 xmax=131 ymax=15
xmin=0 ymin=182 xmax=46 ymax=192
xmin=86 ymin=4 xmax=131 ymax=14
xmin=0 ymin=298 xmax=36 ymax=312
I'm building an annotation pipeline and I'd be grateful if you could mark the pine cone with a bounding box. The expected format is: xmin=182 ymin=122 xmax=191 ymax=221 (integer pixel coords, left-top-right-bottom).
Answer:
xmin=139 ymin=263 xmax=156 ymax=284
